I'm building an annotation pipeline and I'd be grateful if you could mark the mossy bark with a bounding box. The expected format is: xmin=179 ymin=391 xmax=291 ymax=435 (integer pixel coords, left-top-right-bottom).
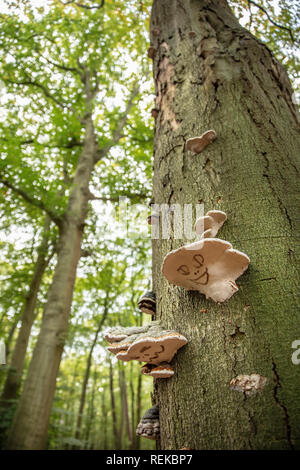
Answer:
xmin=150 ymin=0 xmax=300 ymax=450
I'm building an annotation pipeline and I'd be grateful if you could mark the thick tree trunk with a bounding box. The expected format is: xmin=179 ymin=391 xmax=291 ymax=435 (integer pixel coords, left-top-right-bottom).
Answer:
xmin=6 ymin=118 xmax=97 ymax=450
xmin=151 ymin=0 xmax=300 ymax=450
xmin=0 ymin=216 xmax=53 ymax=409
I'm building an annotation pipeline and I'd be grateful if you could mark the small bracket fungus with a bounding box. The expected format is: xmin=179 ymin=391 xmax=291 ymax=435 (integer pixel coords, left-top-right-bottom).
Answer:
xmin=186 ymin=130 xmax=217 ymax=154
xmin=138 ymin=291 xmax=156 ymax=315
xmin=194 ymin=210 xmax=227 ymax=238
xmin=136 ymin=405 xmax=160 ymax=440
xmin=106 ymin=322 xmax=187 ymax=365
xmin=230 ymin=374 xmax=267 ymax=396
xmin=147 ymin=212 xmax=160 ymax=226
xmin=147 ymin=47 xmax=156 ymax=59
xmin=161 ymin=239 xmax=250 ymax=303
xmin=151 ymin=27 xmax=160 ymax=37
xmin=141 ymin=362 xmax=174 ymax=379
xmin=151 ymin=108 xmax=159 ymax=119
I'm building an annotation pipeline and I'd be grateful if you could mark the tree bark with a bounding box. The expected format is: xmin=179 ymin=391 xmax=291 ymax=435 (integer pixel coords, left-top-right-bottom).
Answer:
xmin=0 ymin=216 xmax=53 ymax=409
xmin=151 ymin=0 xmax=300 ymax=450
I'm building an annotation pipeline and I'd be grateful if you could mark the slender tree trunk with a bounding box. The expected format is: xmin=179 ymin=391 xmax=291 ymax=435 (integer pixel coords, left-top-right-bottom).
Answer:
xmin=101 ymin=387 xmax=108 ymax=450
xmin=6 ymin=116 xmax=97 ymax=450
xmin=118 ymin=362 xmax=132 ymax=449
xmin=151 ymin=0 xmax=300 ymax=450
xmin=0 ymin=216 xmax=53 ymax=409
xmin=84 ymin=368 xmax=97 ymax=449
xmin=129 ymin=362 xmax=136 ymax=449
xmin=75 ymin=306 xmax=108 ymax=443
xmin=135 ymin=372 xmax=142 ymax=450
xmin=3 ymin=318 xmax=18 ymax=366
xmin=109 ymin=359 xmax=121 ymax=450
xmin=64 ymin=362 xmax=79 ymax=450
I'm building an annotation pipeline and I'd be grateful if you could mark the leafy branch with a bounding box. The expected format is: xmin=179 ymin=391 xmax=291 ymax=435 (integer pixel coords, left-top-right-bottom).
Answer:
xmin=0 ymin=178 xmax=61 ymax=226
xmin=95 ymin=83 xmax=140 ymax=163
xmin=59 ymin=1 xmax=105 ymax=9
xmin=248 ymin=0 xmax=295 ymax=43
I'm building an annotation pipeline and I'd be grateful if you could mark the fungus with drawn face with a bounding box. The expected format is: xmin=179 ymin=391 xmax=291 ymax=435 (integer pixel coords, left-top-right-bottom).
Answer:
xmin=116 ymin=330 xmax=187 ymax=365
xmin=186 ymin=130 xmax=216 ymax=154
xmin=138 ymin=291 xmax=156 ymax=315
xmin=136 ymin=405 xmax=160 ymax=440
xmin=162 ymin=238 xmax=250 ymax=303
xmin=194 ymin=210 xmax=227 ymax=238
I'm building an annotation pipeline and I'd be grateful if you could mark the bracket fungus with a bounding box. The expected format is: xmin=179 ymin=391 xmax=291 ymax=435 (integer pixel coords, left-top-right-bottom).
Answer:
xmin=106 ymin=322 xmax=187 ymax=365
xmin=186 ymin=130 xmax=216 ymax=154
xmin=105 ymin=325 xmax=149 ymax=344
xmin=194 ymin=210 xmax=227 ymax=238
xmin=138 ymin=291 xmax=156 ymax=315
xmin=151 ymin=108 xmax=159 ymax=119
xmin=147 ymin=46 xmax=156 ymax=59
xmin=116 ymin=331 xmax=187 ymax=364
xmin=151 ymin=27 xmax=160 ymax=37
xmin=162 ymin=239 xmax=250 ymax=303
xmin=136 ymin=405 xmax=160 ymax=440
xmin=141 ymin=362 xmax=174 ymax=379
xmin=147 ymin=212 xmax=159 ymax=226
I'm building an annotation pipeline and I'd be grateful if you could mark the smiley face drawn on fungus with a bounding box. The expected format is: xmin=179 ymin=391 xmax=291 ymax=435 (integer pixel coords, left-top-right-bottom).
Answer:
xmin=161 ymin=239 xmax=250 ymax=302
xmin=177 ymin=254 xmax=209 ymax=286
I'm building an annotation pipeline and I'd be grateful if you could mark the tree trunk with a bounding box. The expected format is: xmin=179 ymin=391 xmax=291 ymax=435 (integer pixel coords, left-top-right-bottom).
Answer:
xmin=0 ymin=216 xmax=53 ymax=409
xmin=101 ymin=387 xmax=108 ymax=450
xmin=6 ymin=117 xmax=97 ymax=450
xmin=118 ymin=362 xmax=132 ymax=449
xmin=4 ymin=318 xmax=18 ymax=363
xmin=135 ymin=372 xmax=142 ymax=450
xmin=75 ymin=306 xmax=108 ymax=443
xmin=151 ymin=0 xmax=300 ymax=450
xmin=109 ymin=359 xmax=121 ymax=450
xmin=84 ymin=367 xmax=97 ymax=449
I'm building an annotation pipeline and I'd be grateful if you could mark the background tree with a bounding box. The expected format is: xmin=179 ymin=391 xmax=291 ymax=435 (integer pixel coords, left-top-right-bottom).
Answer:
xmin=151 ymin=0 xmax=300 ymax=450
xmin=0 ymin=0 xmax=154 ymax=449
